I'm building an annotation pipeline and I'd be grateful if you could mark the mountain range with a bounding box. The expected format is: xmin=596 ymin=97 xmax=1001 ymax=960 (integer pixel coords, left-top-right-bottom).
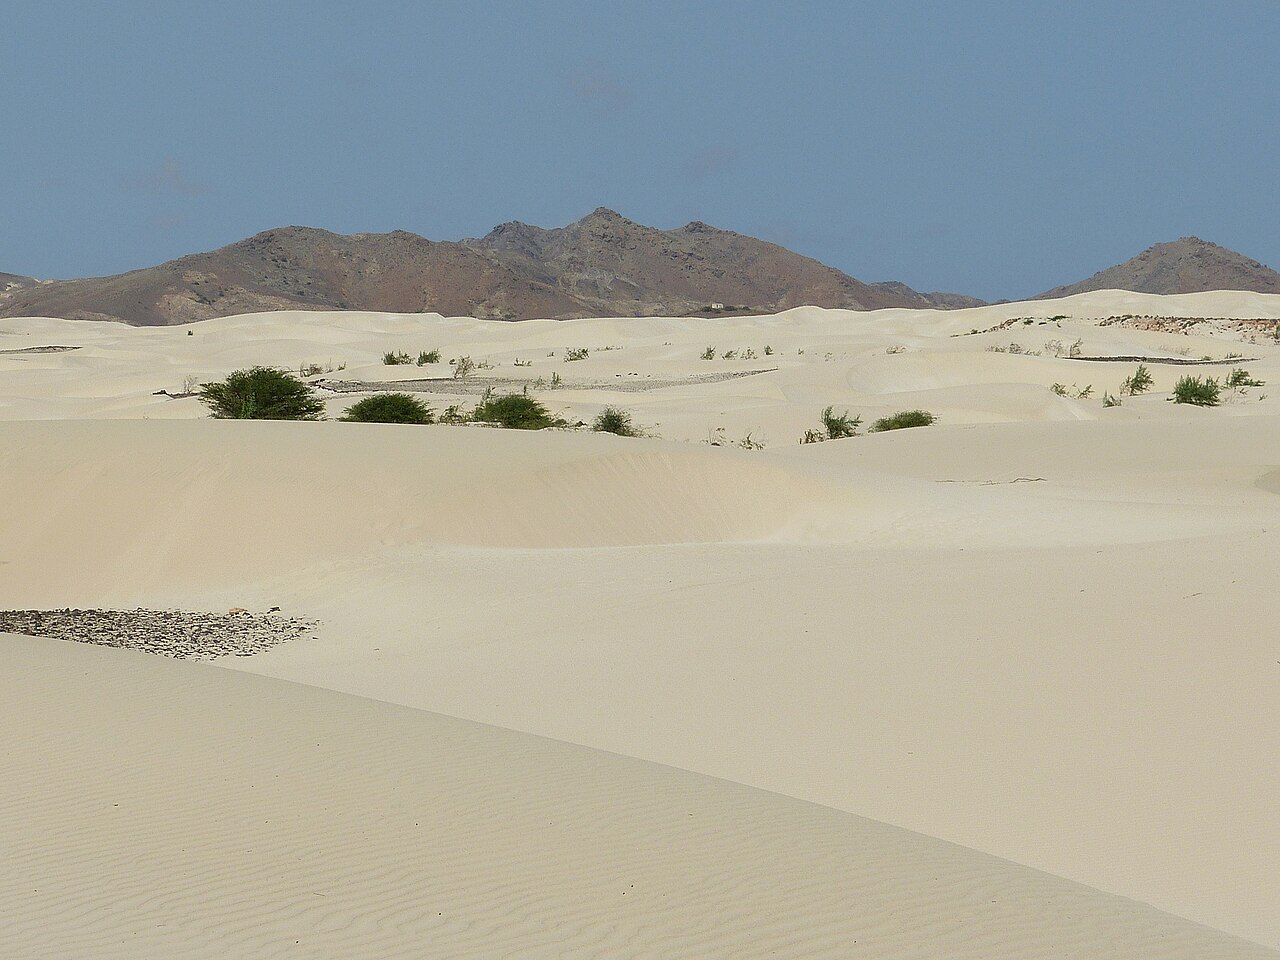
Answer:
xmin=0 ymin=209 xmax=977 ymax=326
xmin=1 ymin=212 xmax=1276 ymax=326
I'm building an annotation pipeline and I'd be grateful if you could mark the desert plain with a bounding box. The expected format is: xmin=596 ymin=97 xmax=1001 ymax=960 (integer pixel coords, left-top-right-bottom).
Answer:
xmin=3 ymin=289 xmax=1280 ymax=958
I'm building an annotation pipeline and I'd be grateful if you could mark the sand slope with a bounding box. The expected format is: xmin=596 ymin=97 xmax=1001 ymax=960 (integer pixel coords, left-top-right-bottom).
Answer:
xmin=3 ymin=633 xmax=1276 ymax=960
xmin=2 ymin=414 xmax=1279 ymax=946
xmin=5 ymin=291 xmax=1280 ymax=951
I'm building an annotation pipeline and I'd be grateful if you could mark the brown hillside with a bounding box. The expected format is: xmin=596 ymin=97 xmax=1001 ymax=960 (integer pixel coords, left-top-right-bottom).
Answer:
xmin=0 ymin=210 xmax=980 ymax=325
xmin=1038 ymin=237 xmax=1280 ymax=299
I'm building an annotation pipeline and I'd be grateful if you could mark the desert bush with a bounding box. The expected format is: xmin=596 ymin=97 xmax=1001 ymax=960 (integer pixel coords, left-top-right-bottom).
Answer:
xmin=1172 ymin=375 xmax=1220 ymax=406
xmin=439 ymin=404 xmax=468 ymax=424
xmin=869 ymin=409 xmax=936 ymax=432
xmin=1121 ymin=364 xmax=1153 ymax=396
xmin=820 ymin=405 xmax=861 ymax=440
xmin=565 ymin=347 xmax=589 ymax=362
xmin=700 ymin=345 xmax=716 ymax=360
xmin=339 ymin=393 xmax=434 ymax=424
xmin=1224 ymin=367 xmax=1264 ymax=389
xmin=1102 ymin=391 xmax=1121 ymax=408
xmin=417 ymin=349 xmax=441 ymax=365
xmin=198 ymin=367 xmax=325 ymax=420
xmin=721 ymin=349 xmax=738 ymax=360
xmin=453 ymin=355 xmax=475 ymax=379
xmin=472 ymin=393 xmax=564 ymax=429
xmin=764 ymin=345 xmax=774 ymax=356
xmin=592 ymin=406 xmax=639 ymax=437
xmin=383 ymin=350 xmax=412 ymax=365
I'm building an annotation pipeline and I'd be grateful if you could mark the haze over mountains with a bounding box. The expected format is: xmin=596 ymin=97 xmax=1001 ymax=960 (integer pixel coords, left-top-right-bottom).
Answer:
xmin=2 ymin=212 xmax=1278 ymax=326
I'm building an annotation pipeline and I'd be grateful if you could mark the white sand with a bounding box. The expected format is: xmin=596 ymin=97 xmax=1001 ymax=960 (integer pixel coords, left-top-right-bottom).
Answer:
xmin=3 ymin=289 xmax=1280 ymax=955
xmin=4 ymin=633 xmax=1276 ymax=959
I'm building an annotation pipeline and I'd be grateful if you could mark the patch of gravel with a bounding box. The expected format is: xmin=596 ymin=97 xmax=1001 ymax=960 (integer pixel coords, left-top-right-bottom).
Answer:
xmin=0 ymin=608 xmax=318 ymax=660
xmin=0 ymin=345 xmax=82 ymax=355
xmin=314 ymin=368 xmax=777 ymax=396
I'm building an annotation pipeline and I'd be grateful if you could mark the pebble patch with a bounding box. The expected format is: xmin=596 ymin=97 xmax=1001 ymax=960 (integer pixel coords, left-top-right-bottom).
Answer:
xmin=0 ymin=608 xmax=317 ymax=660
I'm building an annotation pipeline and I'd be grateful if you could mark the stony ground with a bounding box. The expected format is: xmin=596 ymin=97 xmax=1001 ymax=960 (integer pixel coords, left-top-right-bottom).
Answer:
xmin=0 ymin=608 xmax=318 ymax=660
xmin=315 ymin=368 xmax=777 ymax=396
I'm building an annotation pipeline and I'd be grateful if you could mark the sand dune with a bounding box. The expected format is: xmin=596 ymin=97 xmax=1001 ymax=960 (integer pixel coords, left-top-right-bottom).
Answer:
xmin=4 ymin=290 xmax=1280 ymax=953
xmin=4 ymin=633 xmax=1276 ymax=960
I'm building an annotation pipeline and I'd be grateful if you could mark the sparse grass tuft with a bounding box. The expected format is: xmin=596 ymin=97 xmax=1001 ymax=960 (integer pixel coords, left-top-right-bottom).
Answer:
xmin=383 ymin=351 xmax=412 ymax=365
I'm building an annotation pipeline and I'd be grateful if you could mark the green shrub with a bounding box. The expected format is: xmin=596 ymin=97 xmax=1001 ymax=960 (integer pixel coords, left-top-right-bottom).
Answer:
xmin=1121 ymin=364 xmax=1154 ymax=396
xmin=870 ymin=409 xmax=936 ymax=432
xmin=417 ymin=349 xmax=441 ymax=365
xmin=383 ymin=350 xmax=412 ymax=365
xmin=1224 ymin=367 xmax=1264 ymax=389
xmin=820 ymin=405 xmax=861 ymax=440
xmin=472 ymin=393 xmax=564 ymax=430
xmin=700 ymin=345 xmax=716 ymax=360
xmin=1172 ymin=375 xmax=1220 ymax=406
xmin=339 ymin=393 xmax=433 ymax=424
xmin=198 ymin=367 xmax=325 ymax=420
xmin=592 ymin=406 xmax=639 ymax=437
xmin=565 ymin=347 xmax=589 ymax=362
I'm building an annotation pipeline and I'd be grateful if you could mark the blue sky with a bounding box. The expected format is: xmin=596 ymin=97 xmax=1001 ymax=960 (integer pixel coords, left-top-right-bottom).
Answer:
xmin=3 ymin=0 xmax=1277 ymax=299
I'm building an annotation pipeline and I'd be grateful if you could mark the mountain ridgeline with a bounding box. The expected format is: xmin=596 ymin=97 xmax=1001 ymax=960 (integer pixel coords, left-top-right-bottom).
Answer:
xmin=0 ymin=209 xmax=979 ymax=326
xmin=4 ymin=217 xmax=1278 ymax=326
